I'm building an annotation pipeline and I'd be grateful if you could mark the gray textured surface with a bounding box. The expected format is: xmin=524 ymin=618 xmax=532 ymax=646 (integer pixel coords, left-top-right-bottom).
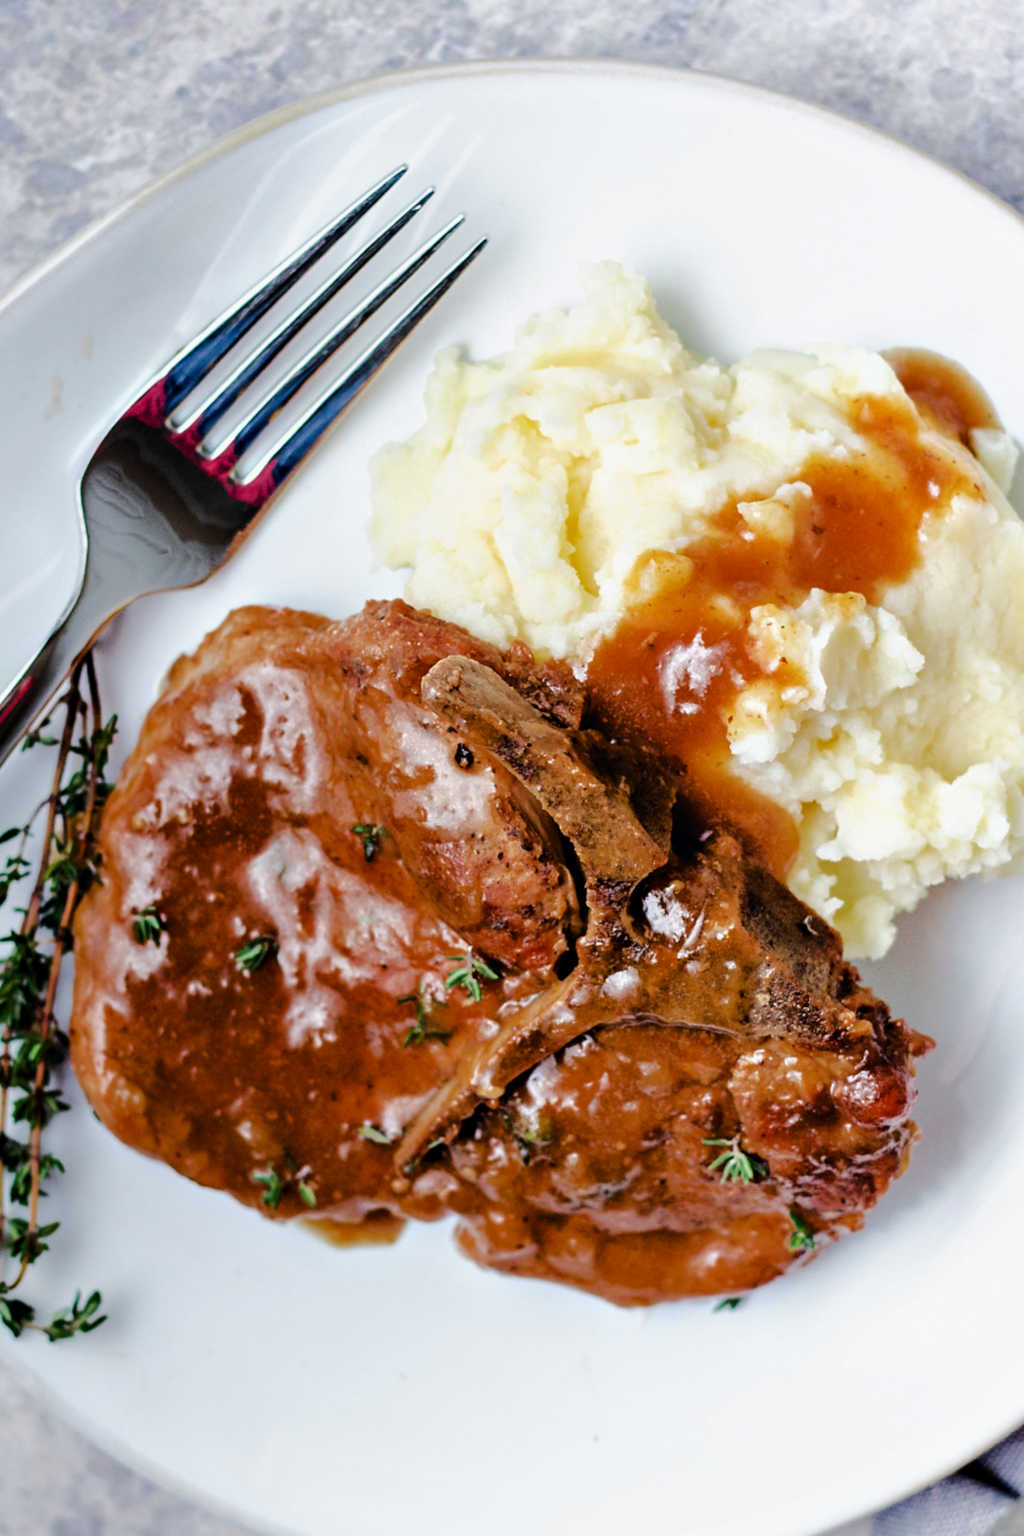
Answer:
xmin=3 ymin=0 xmax=1024 ymax=299
xmin=1 ymin=2 xmax=1022 ymax=1533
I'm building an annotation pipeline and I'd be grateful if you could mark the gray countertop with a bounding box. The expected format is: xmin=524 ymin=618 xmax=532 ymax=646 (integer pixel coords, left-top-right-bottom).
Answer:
xmin=1 ymin=2 xmax=1022 ymax=1532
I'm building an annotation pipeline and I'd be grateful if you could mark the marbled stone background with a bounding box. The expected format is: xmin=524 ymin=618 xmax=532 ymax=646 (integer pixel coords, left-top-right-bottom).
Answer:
xmin=3 ymin=0 xmax=1024 ymax=297
xmin=1 ymin=0 xmax=1022 ymax=1531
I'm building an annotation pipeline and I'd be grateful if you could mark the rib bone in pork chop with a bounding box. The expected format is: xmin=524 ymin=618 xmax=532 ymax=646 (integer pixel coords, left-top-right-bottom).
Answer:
xmin=70 ymin=600 xmax=930 ymax=1305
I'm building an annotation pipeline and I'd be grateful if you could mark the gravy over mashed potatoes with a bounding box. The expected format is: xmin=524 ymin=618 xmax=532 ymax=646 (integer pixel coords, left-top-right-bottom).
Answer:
xmin=370 ymin=263 xmax=1023 ymax=959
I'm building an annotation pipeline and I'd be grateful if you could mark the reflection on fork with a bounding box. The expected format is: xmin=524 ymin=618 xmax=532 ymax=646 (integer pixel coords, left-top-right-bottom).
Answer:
xmin=0 ymin=164 xmax=486 ymax=767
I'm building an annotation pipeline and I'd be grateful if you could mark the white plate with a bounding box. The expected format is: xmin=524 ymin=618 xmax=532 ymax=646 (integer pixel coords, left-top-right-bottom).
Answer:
xmin=1 ymin=61 xmax=1022 ymax=1536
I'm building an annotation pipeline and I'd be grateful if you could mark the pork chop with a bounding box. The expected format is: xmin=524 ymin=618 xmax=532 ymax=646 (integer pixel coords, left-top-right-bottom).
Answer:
xmin=71 ymin=601 xmax=929 ymax=1303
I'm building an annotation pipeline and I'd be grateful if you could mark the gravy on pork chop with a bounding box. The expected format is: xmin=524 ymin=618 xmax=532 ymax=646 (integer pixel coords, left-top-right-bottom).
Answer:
xmin=70 ymin=600 xmax=930 ymax=1305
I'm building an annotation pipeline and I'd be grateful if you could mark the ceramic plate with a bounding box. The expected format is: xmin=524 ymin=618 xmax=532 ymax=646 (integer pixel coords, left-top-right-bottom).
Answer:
xmin=1 ymin=62 xmax=1022 ymax=1536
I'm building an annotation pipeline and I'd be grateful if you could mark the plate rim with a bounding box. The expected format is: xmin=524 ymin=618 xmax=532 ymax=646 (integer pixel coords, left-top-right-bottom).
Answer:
xmin=4 ymin=55 xmax=1024 ymax=1535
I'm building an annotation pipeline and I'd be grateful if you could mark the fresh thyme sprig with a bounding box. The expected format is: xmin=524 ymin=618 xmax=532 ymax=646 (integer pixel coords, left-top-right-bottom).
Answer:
xmin=0 ymin=655 xmax=114 ymax=1342
xmin=0 ymin=1286 xmax=105 ymax=1342
xmin=444 ymin=951 xmax=498 ymax=1004
xmin=702 ymin=1136 xmax=770 ymax=1185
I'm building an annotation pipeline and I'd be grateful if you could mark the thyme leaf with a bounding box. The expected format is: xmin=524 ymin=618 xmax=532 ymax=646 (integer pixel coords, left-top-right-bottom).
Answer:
xmin=0 ymin=831 xmax=31 ymax=909
xmin=787 ymin=1209 xmax=816 ymax=1253
xmin=358 ymin=1123 xmax=391 ymax=1145
xmin=21 ymin=723 xmax=57 ymax=751
xmin=0 ymin=1295 xmax=35 ymax=1337
xmin=252 ymin=1166 xmax=285 ymax=1209
xmin=351 ymin=824 xmax=386 ymax=862
xmin=234 ymin=935 xmax=277 ymax=973
xmin=7 ymin=1217 xmax=59 ymax=1264
xmin=132 ymin=905 xmax=165 ymax=945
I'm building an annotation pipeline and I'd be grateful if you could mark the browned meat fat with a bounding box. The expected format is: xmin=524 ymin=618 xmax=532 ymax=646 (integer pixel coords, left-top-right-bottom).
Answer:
xmin=70 ymin=600 xmax=930 ymax=1305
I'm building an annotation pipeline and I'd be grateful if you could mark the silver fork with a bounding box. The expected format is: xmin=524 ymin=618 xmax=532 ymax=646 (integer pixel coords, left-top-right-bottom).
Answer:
xmin=0 ymin=164 xmax=485 ymax=766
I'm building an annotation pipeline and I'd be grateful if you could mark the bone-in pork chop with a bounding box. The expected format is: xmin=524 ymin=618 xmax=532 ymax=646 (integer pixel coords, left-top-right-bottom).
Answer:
xmin=71 ymin=601 xmax=929 ymax=1303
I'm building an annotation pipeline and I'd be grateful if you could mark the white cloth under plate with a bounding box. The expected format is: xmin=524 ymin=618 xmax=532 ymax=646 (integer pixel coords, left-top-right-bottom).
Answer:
xmin=826 ymin=1427 xmax=1024 ymax=1535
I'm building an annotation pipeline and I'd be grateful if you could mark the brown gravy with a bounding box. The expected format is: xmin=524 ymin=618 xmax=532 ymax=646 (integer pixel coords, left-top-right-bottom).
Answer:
xmin=885 ymin=347 xmax=1000 ymax=445
xmin=586 ymin=372 xmax=988 ymax=876
xmin=305 ymin=1212 xmax=407 ymax=1248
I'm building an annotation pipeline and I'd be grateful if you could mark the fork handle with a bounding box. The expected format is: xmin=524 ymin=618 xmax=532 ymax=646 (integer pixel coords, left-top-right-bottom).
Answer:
xmin=0 ymin=566 xmax=118 ymax=772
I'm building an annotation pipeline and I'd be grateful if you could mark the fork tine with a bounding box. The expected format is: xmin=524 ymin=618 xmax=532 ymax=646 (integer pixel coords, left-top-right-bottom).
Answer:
xmin=230 ymin=237 xmax=487 ymax=501
xmin=173 ymin=187 xmax=438 ymax=441
xmin=202 ymin=214 xmax=466 ymax=464
xmin=138 ymin=165 xmax=407 ymax=426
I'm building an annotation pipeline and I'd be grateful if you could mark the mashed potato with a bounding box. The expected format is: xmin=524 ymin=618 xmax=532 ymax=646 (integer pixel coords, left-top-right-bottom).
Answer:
xmin=370 ymin=263 xmax=1023 ymax=958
